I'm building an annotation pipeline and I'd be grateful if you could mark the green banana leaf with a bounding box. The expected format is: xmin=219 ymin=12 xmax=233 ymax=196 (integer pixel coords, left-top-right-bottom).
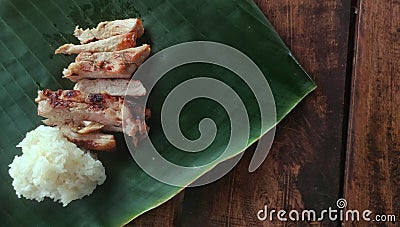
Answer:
xmin=0 ymin=0 xmax=316 ymax=226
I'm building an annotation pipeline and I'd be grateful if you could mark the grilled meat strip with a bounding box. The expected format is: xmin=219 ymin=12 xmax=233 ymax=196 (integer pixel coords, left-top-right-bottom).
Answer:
xmin=74 ymin=18 xmax=144 ymax=44
xmin=35 ymin=90 xmax=148 ymax=141
xmin=37 ymin=90 xmax=124 ymax=129
xmin=123 ymin=99 xmax=150 ymax=146
xmin=74 ymin=79 xmax=146 ymax=97
xmin=55 ymin=32 xmax=137 ymax=55
xmin=60 ymin=126 xmax=116 ymax=152
xmin=77 ymin=121 xmax=105 ymax=134
xmin=63 ymin=45 xmax=150 ymax=82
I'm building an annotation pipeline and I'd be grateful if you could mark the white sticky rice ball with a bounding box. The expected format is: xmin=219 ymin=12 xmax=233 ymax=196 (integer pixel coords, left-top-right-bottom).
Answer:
xmin=8 ymin=125 xmax=106 ymax=206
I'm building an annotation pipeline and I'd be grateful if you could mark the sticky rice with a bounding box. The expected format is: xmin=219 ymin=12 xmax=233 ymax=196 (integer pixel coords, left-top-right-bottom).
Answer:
xmin=8 ymin=125 xmax=106 ymax=206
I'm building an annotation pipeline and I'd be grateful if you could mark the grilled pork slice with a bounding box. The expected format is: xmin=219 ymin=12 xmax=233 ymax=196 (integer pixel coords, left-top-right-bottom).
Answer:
xmin=74 ymin=18 xmax=144 ymax=44
xmin=55 ymin=32 xmax=137 ymax=55
xmin=35 ymin=89 xmax=148 ymax=142
xmin=77 ymin=121 xmax=105 ymax=134
xmin=60 ymin=126 xmax=116 ymax=152
xmin=123 ymin=99 xmax=150 ymax=146
xmin=74 ymin=79 xmax=146 ymax=97
xmin=63 ymin=45 xmax=150 ymax=82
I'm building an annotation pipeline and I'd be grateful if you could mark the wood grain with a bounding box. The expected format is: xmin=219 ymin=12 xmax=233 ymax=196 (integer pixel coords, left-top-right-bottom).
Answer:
xmin=344 ymin=0 xmax=400 ymax=226
xmin=180 ymin=0 xmax=352 ymax=226
xmin=132 ymin=192 xmax=184 ymax=226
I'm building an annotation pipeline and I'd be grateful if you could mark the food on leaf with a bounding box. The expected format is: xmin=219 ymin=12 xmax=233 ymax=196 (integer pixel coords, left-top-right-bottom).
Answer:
xmin=74 ymin=18 xmax=144 ymax=44
xmin=74 ymin=79 xmax=146 ymax=97
xmin=63 ymin=45 xmax=150 ymax=81
xmin=8 ymin=126 xmax=106 ymax=207
xmin=55 ymin=32 xmax=138 ymax=55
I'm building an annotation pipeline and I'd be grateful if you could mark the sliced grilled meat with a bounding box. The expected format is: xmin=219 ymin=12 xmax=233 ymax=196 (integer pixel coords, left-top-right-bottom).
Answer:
xmin=77 ymin=121 xmax=105 ymax=134
xmin=63 ymin=45 xmax=150 ymax=82
xmin=36 ymin=89 xmax=124 ymax=129
xmin=55 ymin=32 xmax=137 ymax=55
xmin=74 ymin=79 xmax=146 ymax=97
xmin=74 ymin=18 xmax=144 ymax=44
xmin=60 ymin=126 xmax=116 ymax=152
xmin=123 ymin=99 xmax=150 ymax=146
xmin=35 ymin=90 xmax=148 ymax=142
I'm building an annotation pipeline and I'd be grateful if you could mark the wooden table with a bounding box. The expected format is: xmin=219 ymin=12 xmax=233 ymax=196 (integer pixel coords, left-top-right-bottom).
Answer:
xmin=131 ymin=0 xmax=400 ymax=226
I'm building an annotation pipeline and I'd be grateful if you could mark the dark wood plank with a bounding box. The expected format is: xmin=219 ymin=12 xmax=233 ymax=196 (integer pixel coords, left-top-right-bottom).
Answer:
xmin=181 ymin=0 xmax=352 ymax=226
xmin=132 ymin=192 xmax=184 ymax=226
xmin=344 ymin=0 xmax=400 ymax=226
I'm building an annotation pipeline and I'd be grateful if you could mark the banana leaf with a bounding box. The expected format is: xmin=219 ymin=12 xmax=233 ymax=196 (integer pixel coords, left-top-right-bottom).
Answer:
xmin=0 ymin=0 xmax=316 ymax=226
